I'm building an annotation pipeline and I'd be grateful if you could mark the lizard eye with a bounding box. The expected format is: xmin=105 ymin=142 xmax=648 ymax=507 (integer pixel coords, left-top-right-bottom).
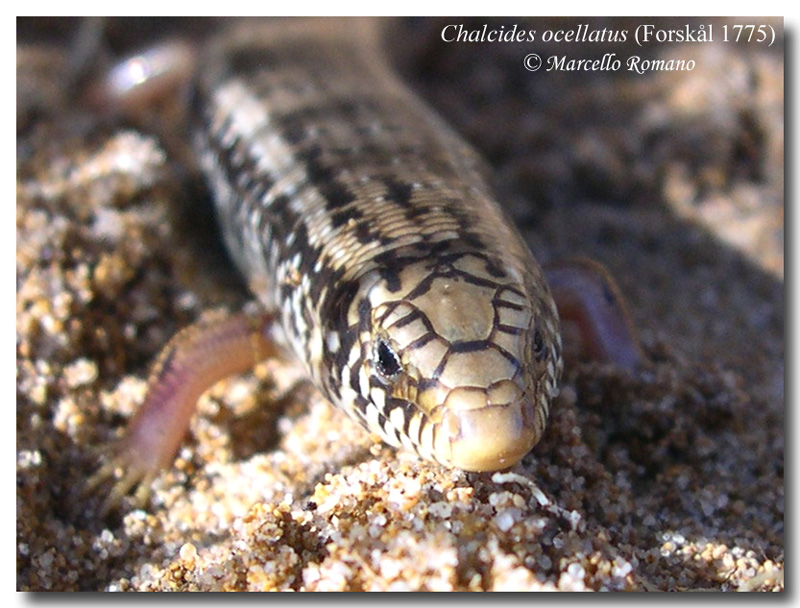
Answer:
xmin=373 ymin=338 xmax=402 ymax=379
xmin=533 ymin=328 xmax=547 ymax=361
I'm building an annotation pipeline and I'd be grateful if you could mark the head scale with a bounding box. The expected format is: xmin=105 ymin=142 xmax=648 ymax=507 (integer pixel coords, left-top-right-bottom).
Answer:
xmin=330 ymin=249 xmax=562 ymax=472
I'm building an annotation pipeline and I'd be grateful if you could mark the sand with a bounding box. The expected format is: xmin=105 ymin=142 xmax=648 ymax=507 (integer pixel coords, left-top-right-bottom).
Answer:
xmin=17 ymin=17 xmax=783 ymax=591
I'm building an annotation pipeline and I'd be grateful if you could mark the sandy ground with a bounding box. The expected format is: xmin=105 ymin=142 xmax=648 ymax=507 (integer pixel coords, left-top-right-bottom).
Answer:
xmin=17 ymin=17 xmax=783 ymax=591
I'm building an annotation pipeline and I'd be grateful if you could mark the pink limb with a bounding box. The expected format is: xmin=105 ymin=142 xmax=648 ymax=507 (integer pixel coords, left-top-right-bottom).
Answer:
xmin=89 ymin=311 xmax=281 ymax=513
xmin=545 ymin=258 xmax=642 ymax=370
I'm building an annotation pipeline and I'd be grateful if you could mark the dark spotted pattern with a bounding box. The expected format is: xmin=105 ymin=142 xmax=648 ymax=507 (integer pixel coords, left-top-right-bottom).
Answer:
xmin=193 ymin=20 xmax=563 ymax=470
